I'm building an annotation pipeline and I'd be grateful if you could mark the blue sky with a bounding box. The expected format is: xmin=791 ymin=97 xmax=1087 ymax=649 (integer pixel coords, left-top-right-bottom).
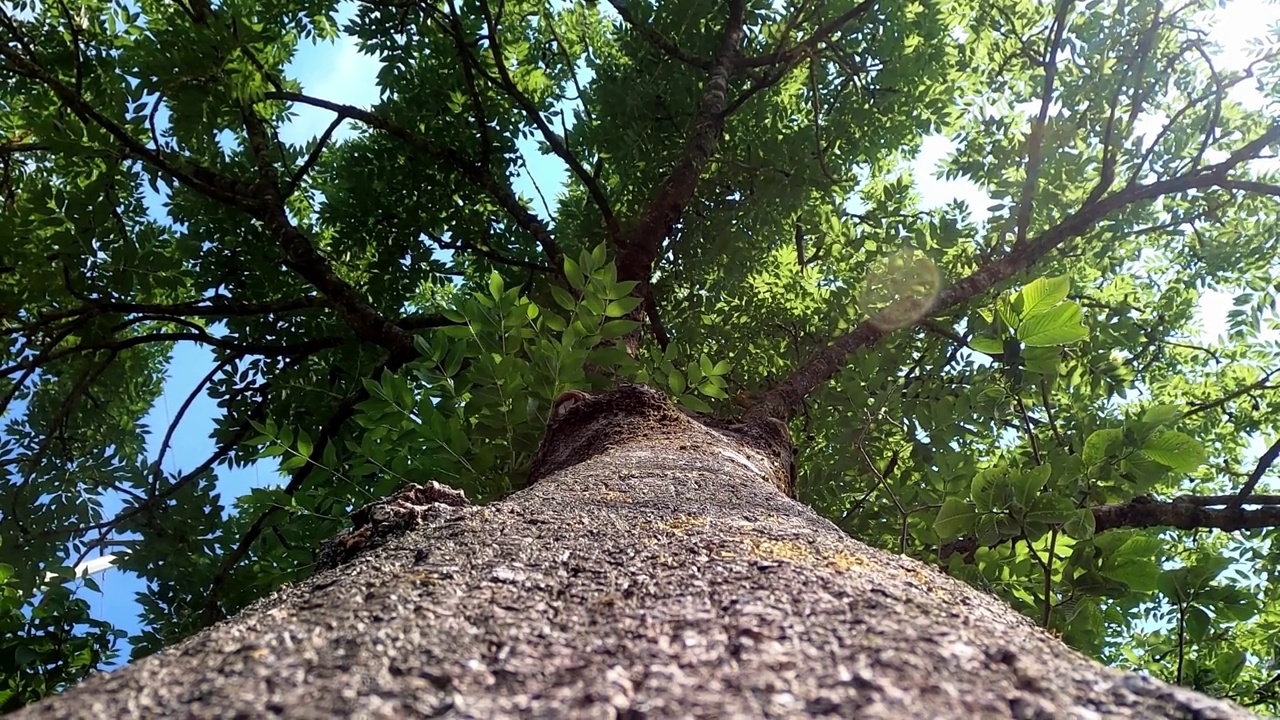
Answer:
xmin=57 ymin=0 xmax=1280 ymax=664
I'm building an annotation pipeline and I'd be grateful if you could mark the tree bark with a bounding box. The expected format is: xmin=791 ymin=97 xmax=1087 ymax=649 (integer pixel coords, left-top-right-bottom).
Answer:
xmin=16 ymin=385 xmax=1255 ymax=718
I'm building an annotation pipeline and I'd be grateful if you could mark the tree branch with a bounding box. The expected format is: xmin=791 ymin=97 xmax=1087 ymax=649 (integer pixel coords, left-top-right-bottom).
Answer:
xmin=147 ymin=357 xmax=239 ymax=490
xmin=1012 ymin=0 xmax=1073 ymax=249
xmin=1093 ymin=495 xmax=1280 ymax=533
xmin=616 ymin=0 xmax=746 ymax=284
xmin=1 ymin=296 xmax=328 ymax=336
xmin=940 ymin=493 xmax=1280 ymax=560
xmin=1185 ymin=368 xmax=1280 ymax=417
xmin=252 ymin=204 xmax=418 ymax=361
xmin=1231 ymin=436 xmax=1280 ymax=509
xmin=603 ymin=0 xmax=712 ymax=69
xmin=260 ymin=91 xmax=562 ymax=266
xmin=0 ymin=41 xmax=259 ymax=210
xmin=285 ymin=114 xmax=344 ymax=198
xmin=748 ymin=123 xmax=1280 ymax=421
xmin=475 ymin=0 xmax=620 ymax=240
xmin=0 ymin=332 xmax=343 ymax=377
xmin=17 ymin=365 xmax=288 ymax=546
xmin=737 ymin=0 xmax=876 ymax=68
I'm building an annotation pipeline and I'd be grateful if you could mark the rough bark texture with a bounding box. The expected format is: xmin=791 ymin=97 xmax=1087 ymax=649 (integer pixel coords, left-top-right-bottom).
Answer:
xmin=15 ymin=385 xmax=1255 ymax=718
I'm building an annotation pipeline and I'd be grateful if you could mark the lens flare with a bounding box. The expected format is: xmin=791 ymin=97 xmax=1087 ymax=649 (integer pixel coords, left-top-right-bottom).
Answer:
xmin=857 ymin=249 xmax=941 ymax=330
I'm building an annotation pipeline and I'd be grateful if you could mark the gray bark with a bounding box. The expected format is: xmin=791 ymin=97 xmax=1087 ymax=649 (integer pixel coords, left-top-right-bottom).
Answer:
xmin=15 ymin=385 xmax=1255 ymax=718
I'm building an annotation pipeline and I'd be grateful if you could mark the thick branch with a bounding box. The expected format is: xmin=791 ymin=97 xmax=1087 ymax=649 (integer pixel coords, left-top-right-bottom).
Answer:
xmin=940 ymin=493 xmax=1280 ymax=560
xmin=749 ymin=124 xmax=1280 ymax=421
xmin=616 ymin=0 xmax=746 ymax=284
xmin=1012 ymin=0 xmax=1073 ymax=248
xmin=252 ymin=206 xmax=417 ymax=361
xmin=1093 ymin=495 xmax=1280 ymax=533
xmin=2 ymin=296 xmax=328 ymax=336
xmin=1223 ymin=179 xmax=1280 ymax=197
xmin=0 ymin=332 xmax=340 ymax=377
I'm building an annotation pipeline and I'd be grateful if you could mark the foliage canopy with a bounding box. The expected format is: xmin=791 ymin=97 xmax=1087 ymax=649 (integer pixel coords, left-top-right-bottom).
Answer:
xmin=2 ymin=0 xmax=1280 ymax=711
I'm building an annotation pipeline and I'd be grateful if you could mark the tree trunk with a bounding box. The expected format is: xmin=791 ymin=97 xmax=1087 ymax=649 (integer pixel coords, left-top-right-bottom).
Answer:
xmin=17 ymin=385 xmax=1254 ymax=718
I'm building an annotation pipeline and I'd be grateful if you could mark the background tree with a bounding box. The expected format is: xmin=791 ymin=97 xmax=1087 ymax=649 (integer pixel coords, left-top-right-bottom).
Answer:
xmin=1 ymin=0 xmax=1279 ymax=712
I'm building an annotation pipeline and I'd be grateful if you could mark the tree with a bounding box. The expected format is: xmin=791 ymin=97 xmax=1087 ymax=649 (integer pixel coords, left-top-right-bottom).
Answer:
xmin=2 ymin=0 xmax=1279 ymax=712
xmin=5 ymin=384 xmax=1264 ymax=717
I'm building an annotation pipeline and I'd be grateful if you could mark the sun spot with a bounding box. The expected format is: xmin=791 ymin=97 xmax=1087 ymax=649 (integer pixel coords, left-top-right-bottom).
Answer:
xmin=858 ymin=248 xmax=941 ymax=330
xmin=826 ymin=551 xmax=869 ymax=572
xmin=737 ymin=536 xmax=868 ymax=573
xmin=743 ymin=537 xmax=814 ymax=563
xmin=713 ymin=446 xmax=763 ymax=474
xmin=660 ymin=515 xmax=709 ymax=533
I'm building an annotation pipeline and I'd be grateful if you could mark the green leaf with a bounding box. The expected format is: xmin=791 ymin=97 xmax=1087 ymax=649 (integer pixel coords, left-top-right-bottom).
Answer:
xmin=599 ymin=319 xmax=642 ymax=339
xmin=1063 ymin=508 xmax=1095 ymax=540
xmin=698 ymin=381 xmax=728 ymax=399
xmin=605 ymin=297 xmax=643 ymax=317
xmin=590 ymin=242 xmax=607 ymax=268
xmin=1025 ymin=494 xmax=1074 ymax=525
xmin=1118 ymin=452 xmax=1169 ymax=491
xmin=279 ymin=454 xmax=308 ymax=472
xmin=1018 ymin=276 xmax=1070 ymax=317
xmin=974 ymin=514 xmax=1001 ymax=546
xmin=295 ymin=430 xmax=313 ymax=459
xmin=1157 ymin=568 xmax=1190 ymax=600
xmin=1115 ymin=535 xmax=1164 ymax=560
xmin=550 ymin=285 xmax=578 ymax=311
xmin=1186 ymin=555 xmax=1232 ymax=589
xmin=969 ymin=336 xmax=1004 ymax=355
xmin=934 ymin=498 xmax=978 ymax=538
xmin=1017 ymin=303 xmax=1088 ymax=347
xmin=1141 ymin=403 xmax=1183 ymax=428
xmin=1142 ymin=431 xmax=1205 ymax=472
xmin=604 ymin=280 xmax=641 ymax=300
xmin=1102 ymin=558 xmax=1161 ymax=593
xmin=678 ymin=394 xmax=712 ymax=413
xmin=564 ymin=257 xmax=585 ymax=289
xmin=971 ymin=466 xmax=1012 ymax=510
xmin=667 ymin=370 xmax=686 ymax=395
xmin=1083 ymin=428 xmax=1124 ymax=465
xmin=488 ymin=271 xmax=504 ymax=301
xmin=258 ymin=444 xmax=287 ymax=458
xmin=1184 ymin=605 xmax=1212 ymax=641
xmin=1022 ymin=347 xmax=1061 ymax=375
xmin=1011 ymin=464 xmax=1051 ymax=508
xmin=699 ymin=353 xmax=715 ymax=377
xmin=1214 ymin=648 xmax=1247 ymax=681
xmin=996 ymin=296 xmax=1018 ymax=330
xmin=542 ymin=310 xmax=567 ymax=332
